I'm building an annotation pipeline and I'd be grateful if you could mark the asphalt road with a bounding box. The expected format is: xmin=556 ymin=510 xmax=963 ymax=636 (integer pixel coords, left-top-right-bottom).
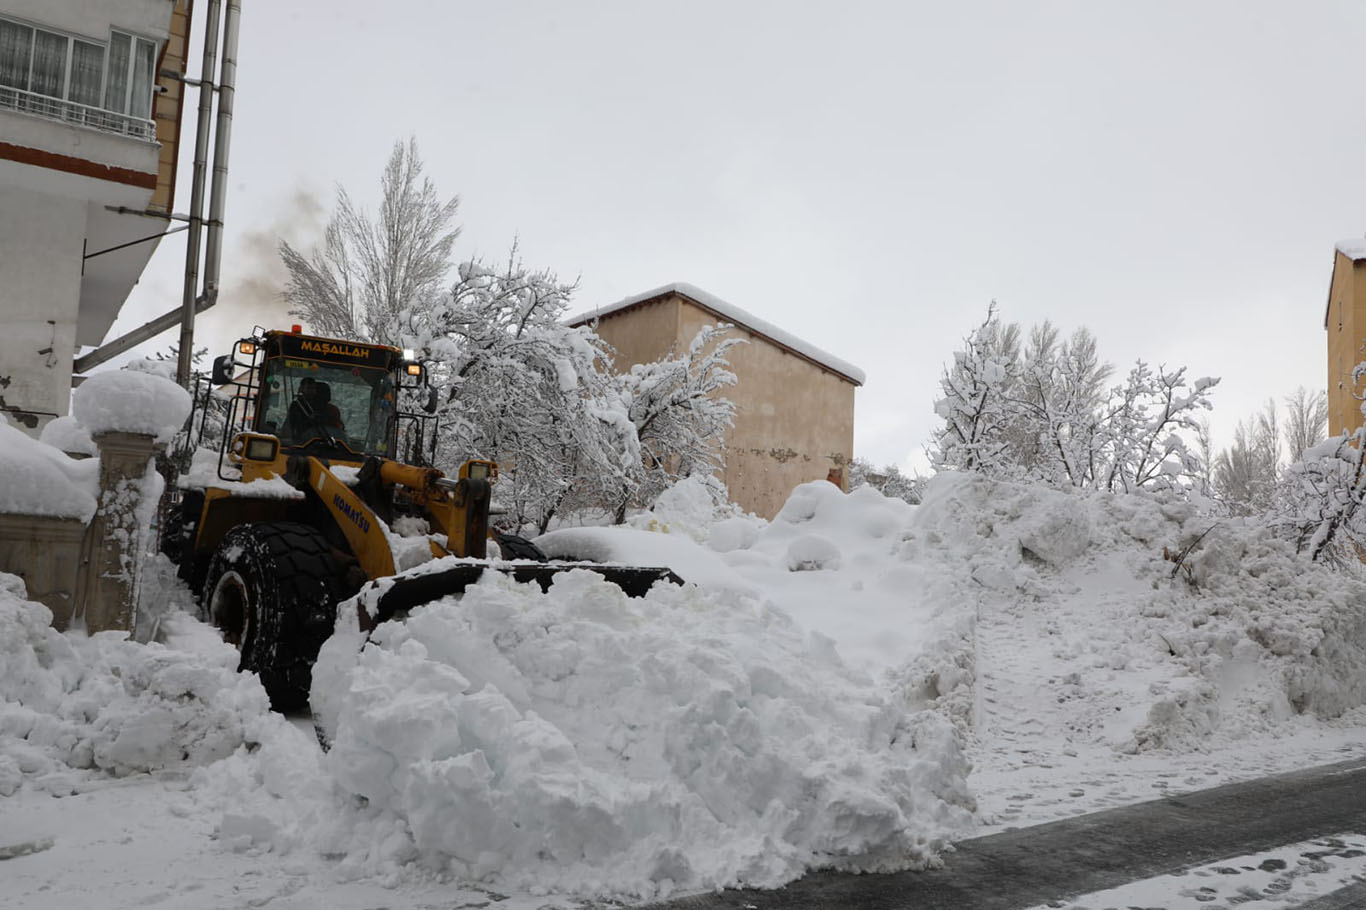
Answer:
xmin=647 ymin=756 xmax=1366 ymax=910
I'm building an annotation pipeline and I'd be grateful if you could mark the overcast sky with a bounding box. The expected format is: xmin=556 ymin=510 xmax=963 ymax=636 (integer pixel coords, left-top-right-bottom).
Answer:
xmin=111 ymin=0 xmax=1366 ymax=473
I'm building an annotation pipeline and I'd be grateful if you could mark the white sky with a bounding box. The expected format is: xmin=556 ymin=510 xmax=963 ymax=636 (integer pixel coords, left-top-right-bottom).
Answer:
xmin=109 ymin=0 xmax=1366 ymax=473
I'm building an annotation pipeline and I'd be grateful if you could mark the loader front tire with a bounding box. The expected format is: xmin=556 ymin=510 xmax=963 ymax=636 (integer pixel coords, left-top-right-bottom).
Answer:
xmin=202 ymin=522 xmax=353 ymax=712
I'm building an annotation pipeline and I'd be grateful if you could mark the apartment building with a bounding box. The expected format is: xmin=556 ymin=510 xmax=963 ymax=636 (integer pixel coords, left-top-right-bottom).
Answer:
xmin=0 ymin=0 xmax=189 ymax=431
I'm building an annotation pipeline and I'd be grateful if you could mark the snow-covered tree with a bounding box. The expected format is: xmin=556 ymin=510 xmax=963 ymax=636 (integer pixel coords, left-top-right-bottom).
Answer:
xmin=1283 ymin=387 xmax=1329 ymax=464
xmin=280 ymin=138 xmax=459 ymax=346
xmin=610 ymin=325 xmax=743 ymax=522
xmin=404 ymin=251 xmax=638 ymax=533
xmin=1213 ymin=401 xmax=1281 ymax=516
xmin=1009 ymin=322 xmax=1113 ymax=486
xmin=1269 ymin=386 xmax=1355 ymax=563
xmin=932 ymin=305 xmax=1015 ymax=473
xmin=1207 ymin=388 xmax=1326 ymax=518
xmin=933 ymin=306 xmax=1218 ymax=494
xmin=1098 ymin=361 xmax=1218 ymax=493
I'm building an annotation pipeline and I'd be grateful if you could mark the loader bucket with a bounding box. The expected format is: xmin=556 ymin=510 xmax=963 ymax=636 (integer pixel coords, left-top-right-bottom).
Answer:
xmin=358 ymin=562 xmax=685 ymax=630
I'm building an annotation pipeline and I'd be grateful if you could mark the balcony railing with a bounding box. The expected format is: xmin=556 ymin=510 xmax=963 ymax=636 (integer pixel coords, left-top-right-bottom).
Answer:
xmin=0 ymin=85 xmax=156 ymax=142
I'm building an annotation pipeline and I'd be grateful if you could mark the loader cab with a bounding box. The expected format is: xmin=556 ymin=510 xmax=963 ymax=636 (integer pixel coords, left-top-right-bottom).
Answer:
xmin=206 ymin=328 xmax=429 ymax=479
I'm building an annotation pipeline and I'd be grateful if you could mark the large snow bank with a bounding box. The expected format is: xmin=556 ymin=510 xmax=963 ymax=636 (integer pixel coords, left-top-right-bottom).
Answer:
xmin=910 ymin=472 xmax=1366 ymax=752
xmin=309 ymin=569 xmax=974 ymax=899
xmin=71 ymin=369 xmax=191 ymax=443
xmin=0 ymin=416 xmax=99 ymax=521
xmin=0 ymin=573 xmax=269 ymax=794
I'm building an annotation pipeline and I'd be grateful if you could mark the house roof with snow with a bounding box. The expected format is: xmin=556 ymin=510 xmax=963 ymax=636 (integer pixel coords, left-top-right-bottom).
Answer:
xmin=567 ymin=282 xmax=866 ymax=386
xmin=1325 ymin=238 xmax=1366 ymax=327
xmin=1337 ymin=238 xmax=1366 ymax=262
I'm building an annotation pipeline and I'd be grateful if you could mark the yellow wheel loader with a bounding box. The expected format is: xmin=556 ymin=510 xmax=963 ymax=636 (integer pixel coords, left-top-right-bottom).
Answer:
xmin=161 ymin=326 xmax=679 ymax=710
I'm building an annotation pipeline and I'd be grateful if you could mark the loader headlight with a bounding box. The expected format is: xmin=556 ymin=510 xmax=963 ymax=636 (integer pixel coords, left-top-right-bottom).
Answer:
xmin=234 ymin=433 xmax=278 ymax=462
xmin=463 ymin=460 xmax=494 ymax=481
xmin=246 ymin=438 xmax=277 ymax=461
xmin=238 ymin=341 xmax=257 ymax=356
xmin=405 ymin=362 xmax=422 ymax=377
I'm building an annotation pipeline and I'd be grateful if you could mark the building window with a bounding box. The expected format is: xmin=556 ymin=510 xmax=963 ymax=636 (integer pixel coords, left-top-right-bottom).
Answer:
xmin=0 ymin=16 xmax=157 ymax=123
xmin=104 ymin=31 xmax=157 ymax=120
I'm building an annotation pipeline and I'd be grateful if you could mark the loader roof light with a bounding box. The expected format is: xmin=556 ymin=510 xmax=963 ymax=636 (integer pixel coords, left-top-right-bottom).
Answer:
xmin=237 ymin=341 xmax=256 ymax=356
xmin=402 ymin=347 xmax=415 ymax=361
xmin=291 ymin=324 xmax=302 ymax=334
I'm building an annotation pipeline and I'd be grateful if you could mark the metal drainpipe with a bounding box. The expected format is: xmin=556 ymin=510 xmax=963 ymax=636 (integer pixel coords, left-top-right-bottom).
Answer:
xmin=201 ymin=0 xmax=240 ymax=325
xmin=177 ymin=0 xmax=223 ymax=387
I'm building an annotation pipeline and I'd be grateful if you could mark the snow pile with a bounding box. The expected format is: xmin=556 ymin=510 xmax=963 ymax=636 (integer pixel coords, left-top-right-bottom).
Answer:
xmin=628 ymin=473 xmax=742 ymax=542
xmin=908 ymin=472 xmax=1366 ymax=753
xmin=718 ymin=482 xmax=946 ymax=676
xmin=307 ymin=569 xmax=974 ymax=899
xmin=536 ymin=525 xmax=757 ymax=596
xmin=0 ymin=574 xmax=270 ymax=794
xmin=0 ymin=416 xmax=99 ymax=521
xmin=37 ymin=416 xmax=96 ymax=457
xmin=71 ymin=368 xmax=191 ymax=443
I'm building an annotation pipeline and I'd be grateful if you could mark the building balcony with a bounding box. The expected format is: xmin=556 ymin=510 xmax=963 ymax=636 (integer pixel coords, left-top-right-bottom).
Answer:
xmin=0 ymin=84 xmax=155 ymax=142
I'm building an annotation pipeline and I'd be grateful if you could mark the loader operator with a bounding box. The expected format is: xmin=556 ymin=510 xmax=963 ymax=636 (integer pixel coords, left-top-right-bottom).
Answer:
xmin=285 ymin=376 xmax=346 ymax=444
xmin=315 ymin=382 xmax=345 ymax=431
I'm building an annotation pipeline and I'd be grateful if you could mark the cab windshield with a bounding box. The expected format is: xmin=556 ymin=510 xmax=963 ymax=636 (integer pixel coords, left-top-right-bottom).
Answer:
xmin=256 ymin=356 xmax=399 ymax=458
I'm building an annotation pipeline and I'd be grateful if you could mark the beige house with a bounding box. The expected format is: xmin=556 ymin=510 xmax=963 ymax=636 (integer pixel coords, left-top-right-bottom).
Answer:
xmin=1326 ymin=239 xmax=1366 ymax=436
xmin=570 ymin=283 xmax=864 ymax=519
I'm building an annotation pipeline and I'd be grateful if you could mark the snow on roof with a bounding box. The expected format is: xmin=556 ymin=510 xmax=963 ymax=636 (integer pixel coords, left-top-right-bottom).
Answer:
xmin=568 ymin=282 xmax=866 ymax=386
xmin=1337 ymin=238 xmax=1366 ymax=262
xmin=1326 ymin=239 xmax=1366 ymax=327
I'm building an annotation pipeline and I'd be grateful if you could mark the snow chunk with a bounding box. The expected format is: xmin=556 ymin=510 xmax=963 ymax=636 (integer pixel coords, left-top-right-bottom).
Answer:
xmin=535 ymin=525 xmax=756 ymax=596
xmin=708 ymin=515 xmax=763 ymax=553
xmin=785 ymin=534 xmax=842 ymax=571
xmin=72 ymin=369 xmax=191 ymax=443
xmin=37 ymin=415 xmax=96 ymax=457
xmin=0 ymin=577 xmax=270 ymax=788
xmin=0 ymin=418 xmax=99 ymax=521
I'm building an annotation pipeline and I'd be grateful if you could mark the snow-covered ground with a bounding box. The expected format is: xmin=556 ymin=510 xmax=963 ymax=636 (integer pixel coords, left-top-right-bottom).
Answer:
xmin=5 ymin=468 xmax=1366 ymax=909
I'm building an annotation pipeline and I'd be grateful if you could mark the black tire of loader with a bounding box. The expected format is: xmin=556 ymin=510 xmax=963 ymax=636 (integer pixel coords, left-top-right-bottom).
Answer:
xmin=202 ymin=522 xmax=352 ymax=712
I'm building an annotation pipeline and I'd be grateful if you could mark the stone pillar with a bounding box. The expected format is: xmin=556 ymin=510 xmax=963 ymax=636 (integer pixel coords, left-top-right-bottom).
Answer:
xmin=0 ymin=515 xmax=87 ymax=630
xmin=81 ymin=431 xmax=161 ymax=635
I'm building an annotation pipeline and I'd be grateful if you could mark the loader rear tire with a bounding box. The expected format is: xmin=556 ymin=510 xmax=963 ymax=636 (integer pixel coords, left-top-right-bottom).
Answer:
xmin=202 ymin=522 xmax=354 ymax=712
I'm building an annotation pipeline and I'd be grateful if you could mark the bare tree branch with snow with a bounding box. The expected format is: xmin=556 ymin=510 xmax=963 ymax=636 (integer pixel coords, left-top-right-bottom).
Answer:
xmin=280 ymin=138 xmax=460 ymax=346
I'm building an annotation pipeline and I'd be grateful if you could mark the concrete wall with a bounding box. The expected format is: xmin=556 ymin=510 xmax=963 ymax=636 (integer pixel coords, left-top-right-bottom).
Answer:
xmin=590 ymin=297 xmax=680 ymax=372
xmin=149 ymin=0 xmax=189 ymax=213
xmin=0 ymin=514 xmax=87 ymax=628
xmin=1326 ymin=251 xmax=1365 ymax=437
xmin=590 ymin=291 xmax=858 ymax=519
xmin=0 ymin=184 xmax=87 ymax=427
xmin=676 ymin=298 xmax=855 ymax=518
